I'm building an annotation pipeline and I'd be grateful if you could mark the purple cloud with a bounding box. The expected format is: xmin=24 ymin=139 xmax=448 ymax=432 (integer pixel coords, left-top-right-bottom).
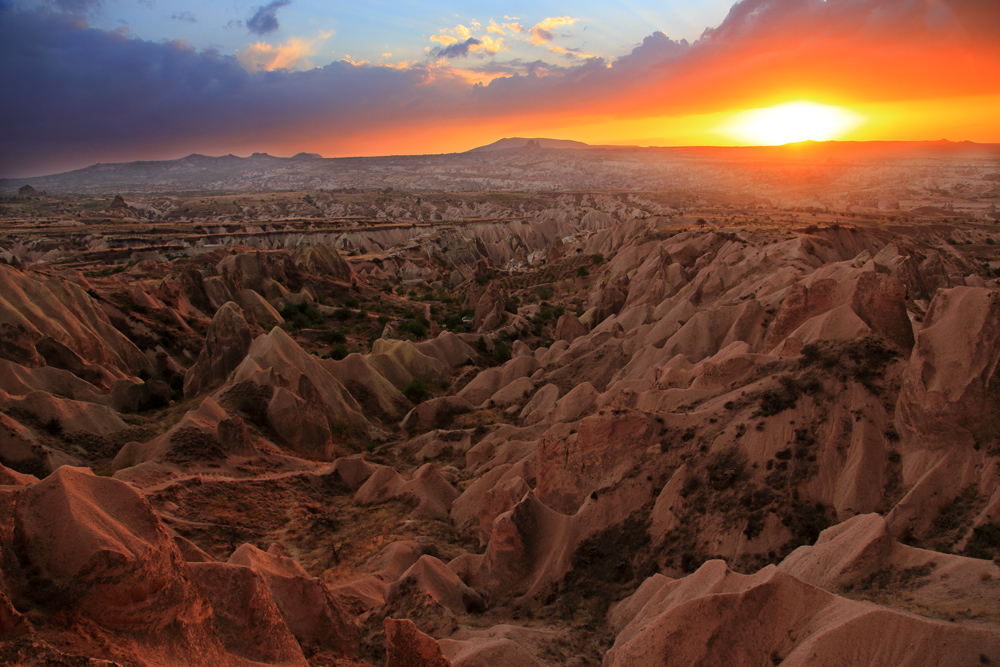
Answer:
xmin=246 ymin=0 xmax=290 ymax=36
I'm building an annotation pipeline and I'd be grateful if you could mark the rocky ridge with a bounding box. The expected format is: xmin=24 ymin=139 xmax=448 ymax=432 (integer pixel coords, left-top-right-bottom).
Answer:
xmin=0 ymin=192 xmax=998 ymax=665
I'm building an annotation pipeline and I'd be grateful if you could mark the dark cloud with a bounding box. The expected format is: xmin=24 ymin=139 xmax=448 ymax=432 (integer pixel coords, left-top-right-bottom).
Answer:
xmin=431 ymin=38 xmax=480 ymax=60
xmin=48 ymin=0 xmax=102 ymax=13
xmin=246 ymin=0 xmax=289 ymax=36
xmin=170 ymin=11 xmax=195 ymax=24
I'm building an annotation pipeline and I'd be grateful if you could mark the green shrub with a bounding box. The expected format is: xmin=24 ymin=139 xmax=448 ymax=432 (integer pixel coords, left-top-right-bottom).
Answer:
xmin=326 ymin=344 xmax=349 ymax=360
xmin=404 ymin=379 xmax=432 ymax=404
xmin=576 ymin=267 xmax=589 ymax=277
xmin=167 ymin=372 xmax=185 ymax=401
xmin=494 ymin=340 xmax=511 ymax=365
xmin=327 ymin=330 xmax=347 ymax=344
xmin=43 ymin=417 xmax=63 ymax=435
xmin=280 ymin=302 xmax=324 ymax=330
xmin=401 ymin=318 xmax=428 ymax=339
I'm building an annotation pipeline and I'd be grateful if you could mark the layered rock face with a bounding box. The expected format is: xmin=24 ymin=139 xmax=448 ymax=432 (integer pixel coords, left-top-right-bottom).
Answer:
xmin=1 ymin=190 xmax=998 ymax=666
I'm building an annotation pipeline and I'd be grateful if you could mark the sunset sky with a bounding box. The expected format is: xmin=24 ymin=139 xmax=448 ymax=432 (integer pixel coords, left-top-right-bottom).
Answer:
xmin=2 ymin=0 xmax=999 ymax=177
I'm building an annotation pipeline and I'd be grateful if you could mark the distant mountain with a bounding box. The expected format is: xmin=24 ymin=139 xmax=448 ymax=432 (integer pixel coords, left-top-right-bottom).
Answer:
xmin=468 ymin=137 xmax=591 ymax=152
xmin=3 ymin=140 xmax=998 ymax=195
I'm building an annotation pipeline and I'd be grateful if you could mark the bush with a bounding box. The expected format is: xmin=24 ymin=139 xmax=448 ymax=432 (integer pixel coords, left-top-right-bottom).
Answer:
xmin=706 ymin=447 xmax=747 ymax=490
xmin=590 ymin=253 xmax=605 ymax=265
xmin=404 ymin=379 xmax=432 ymax=404
xmin=493 ymin=340 xmax=511 ymax=365
xmin=475 ymin=273 xmax=492 ymax=285
xmin=43 ymin=417 xmax=63 ymax=436
xmin=165 ymin=372 xmax=185 ymax=401
xmin=281 ymin=302 xmax=324 ymax=330
xmin=538 ymin=287 xmax=553 ymax=300
xmin=327 ymin=344 xmax=348 ymax=360
xmin=327 ymin=330 xmax=347 ymax=344
xmin=576 ymin=267 xmax=589 ymax=277
xmin=401 ymin=318 xmax=428 ymax=339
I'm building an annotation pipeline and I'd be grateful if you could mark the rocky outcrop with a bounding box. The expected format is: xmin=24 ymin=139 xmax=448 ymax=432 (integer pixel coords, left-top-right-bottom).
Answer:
xmin=895 ymin=287 xmax=1000 ymax=450
xmin=385 ymin=618 xmax=452 ymax=667
xmin=183 ymin=302 xmax=253 ymax=399
xmin=605 ymin=560 xmax=999 ymax=667
xmin=472 ymin=282 xmax=511 ymax=332
xmin=0 ymin=264 xmax=150 ymax=379
xmin=228 ymin=543 xmax=358 ymax=655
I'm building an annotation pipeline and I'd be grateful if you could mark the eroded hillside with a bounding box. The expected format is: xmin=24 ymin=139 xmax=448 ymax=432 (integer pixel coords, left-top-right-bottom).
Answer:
xmin=0 ymin=190 xmax=998 ymax=666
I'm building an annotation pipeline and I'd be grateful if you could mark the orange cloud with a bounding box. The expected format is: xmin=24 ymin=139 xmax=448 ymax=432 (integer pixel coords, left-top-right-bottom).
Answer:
xmin=236 ymin=33 xmax=331 ymax=72
xmin=548 ymin=45 xmax=595 ymax=59
xmin=429 ymin=34 xmax=458 ymax=46
xmin=471 ymin=35 xmax=505 ymax=55
xmin=529 ymin=16 xmax=579 ymax=45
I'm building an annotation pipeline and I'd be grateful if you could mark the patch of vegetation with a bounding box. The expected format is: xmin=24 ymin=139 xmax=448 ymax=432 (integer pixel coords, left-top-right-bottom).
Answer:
xmin=780 ymin=501 xmax=831 ymax=552
xmin=223 ymin=381 xmax=274 ymax=427
xmin=403 ymin=379 xmax=432 ymax=404
xmin=800 ymin=337 xmax=901 ymax=395
xmin=42 ymin=417 xmax=63 ymax=436
xmin=493 ymin=340 xmax=511 ymax=365
xmin=558 ymin=512 xmax=654 ymax=619
xmin=576 ymin=266 xmax=589 ymax=277
xmin=929 ymin=486 xmax=982 ymax=551
xmin=166 ymin=372 xmax=184 ymax=401
xmin=705 ymin=446 xmax=747 ymax=490
xmin=326 ymin=344 xmax=349 ymax=361
xmin=755 ymin=374 xmax=822 ymax=417
xmin=400 ymin=317 xmax=429 ymax=339
xmin=280 ymin=302 xmax=324 ymax=331
xmin=167 ymin=427 xmax=226 ymax=463
xmin=964 ymin=523 xmax=1000 ymax=561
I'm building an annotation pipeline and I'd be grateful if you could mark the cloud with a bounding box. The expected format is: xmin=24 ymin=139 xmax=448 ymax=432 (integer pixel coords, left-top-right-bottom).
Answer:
xmin=236 ymin=32 xmax=330 ymax=71
xmin=489 ymin=19 xmax=523 ymax=36
xmin=46 ymin=0 xmax=102 ymax=14
xmin=432 ymin=37 xmax=480 ymax=60
xmin=529 ymin=16 xmax=578 ymax=45
xmin=472 ymin=35 xmax=504 ymax=55
xmin=2 ymin=1 xmax=999 ymax=177
xmin=429 ymin=34 xmax=458 ymax=47
xmin=548 ymin=45 xmax=594 ymax=59
xmin=246 ymin=0 xmax=290 ymax=36
xmin=170 ymin=11 xmax=196 ymax=24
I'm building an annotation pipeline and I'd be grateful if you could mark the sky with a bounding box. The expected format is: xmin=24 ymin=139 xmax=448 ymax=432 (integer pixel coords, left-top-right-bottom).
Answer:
xmin=1 ymin=0 xmax=999 ymax=177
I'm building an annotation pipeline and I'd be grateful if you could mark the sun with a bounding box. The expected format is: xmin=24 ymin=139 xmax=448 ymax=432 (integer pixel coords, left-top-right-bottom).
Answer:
xmin=721 ymin=102 xmax=864 ymax=145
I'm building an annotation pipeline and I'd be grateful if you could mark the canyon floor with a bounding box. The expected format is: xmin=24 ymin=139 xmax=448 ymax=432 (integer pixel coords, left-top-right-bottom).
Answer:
xmin=0 ymin=182 xmax=999 ymax=666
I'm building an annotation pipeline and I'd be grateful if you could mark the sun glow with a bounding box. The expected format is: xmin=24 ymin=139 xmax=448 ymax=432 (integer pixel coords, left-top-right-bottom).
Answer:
xmin=721 ymin=102 xmax=864 ymax=145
